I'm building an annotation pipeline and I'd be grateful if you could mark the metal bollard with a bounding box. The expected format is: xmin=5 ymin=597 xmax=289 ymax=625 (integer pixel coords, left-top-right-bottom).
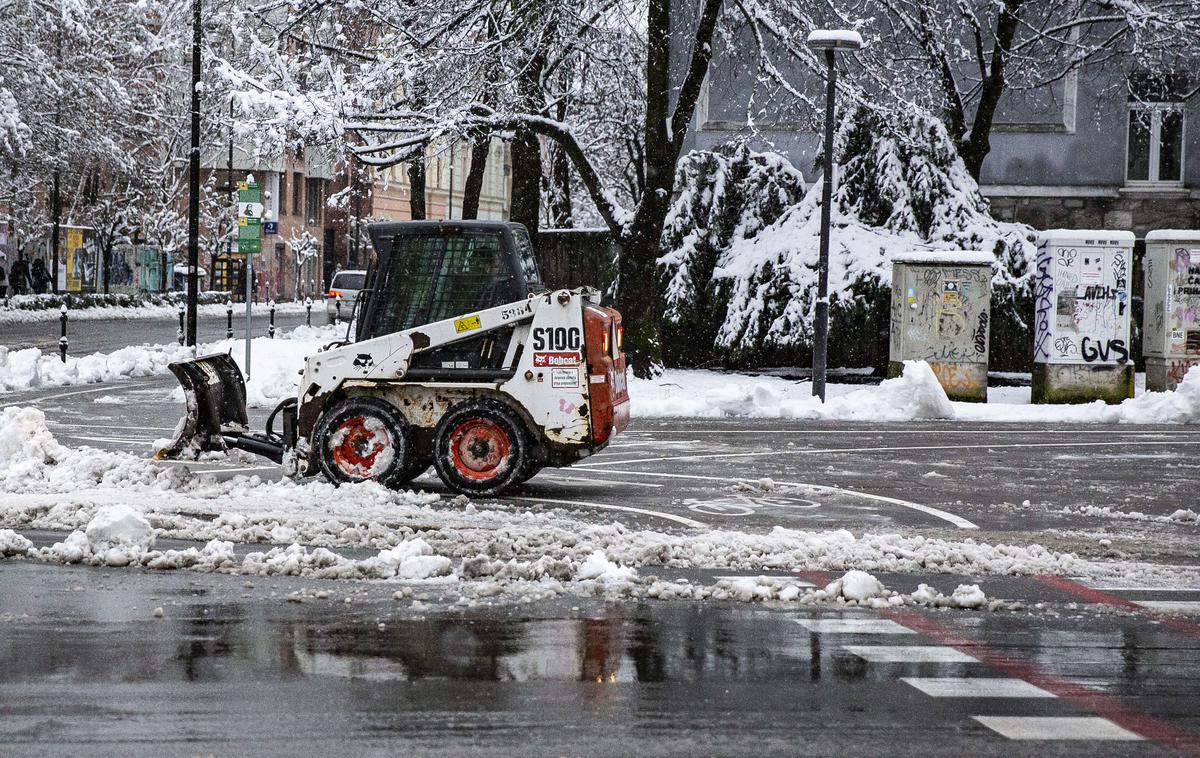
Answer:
xmin=335 ymin=295 xmax=342 ymax=325
xmin=226 ymin=299 xmax=234 ymax=339
xmin=305 ymin=297 xmax=312 ymax=327
xmin=268 ymin=299 xmax=276 ymax=339
xmin=176 ymin=303 xmax=185 ymax=345
xmin=59 ymin=304 xmax=68 ymax=363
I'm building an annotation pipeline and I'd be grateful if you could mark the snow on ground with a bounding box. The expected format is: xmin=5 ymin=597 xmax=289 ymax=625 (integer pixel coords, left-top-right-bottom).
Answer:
xmin=0 ymin=297 xmax=312 ymax=324
xmin=0 ymin=405 xmax=1197 ymax=604
xmin=632 ymin=363 xmax=1200 ymax=425
xmin=0 ymin=322 xmax=343 ymax=400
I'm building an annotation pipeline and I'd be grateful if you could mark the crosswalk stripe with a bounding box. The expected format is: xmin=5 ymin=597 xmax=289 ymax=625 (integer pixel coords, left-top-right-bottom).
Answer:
xmin=841 ymin=645 xmax=977 ymax=663
xmin=797 ymin=619 xmax=914 ymax=634
xmin=972 ymin=716 xmax=1143 ymax=741
xmin=902 ymin=677 xmax=1055 ymax=698
xmin=1134 ymin=600 xmax=1200 ymax=614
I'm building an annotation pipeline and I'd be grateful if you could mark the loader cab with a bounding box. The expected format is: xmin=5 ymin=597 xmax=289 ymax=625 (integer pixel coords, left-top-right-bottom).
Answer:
xmin=358 ymin=221 xmax=546 ymax=376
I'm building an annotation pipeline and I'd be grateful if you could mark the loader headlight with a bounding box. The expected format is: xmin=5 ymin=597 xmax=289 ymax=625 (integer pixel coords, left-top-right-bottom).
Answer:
xmin=617 ymin=326 xmax=624 ymax=351
xmin=602 ymin=330 xmax=610 ymax=355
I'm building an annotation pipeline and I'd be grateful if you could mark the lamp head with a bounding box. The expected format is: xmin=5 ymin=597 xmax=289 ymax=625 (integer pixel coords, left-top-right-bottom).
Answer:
xmin=806 ymin=29 xmax=864 ymax=52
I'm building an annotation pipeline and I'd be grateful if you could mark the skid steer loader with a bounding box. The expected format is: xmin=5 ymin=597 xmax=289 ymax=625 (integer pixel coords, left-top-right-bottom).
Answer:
xmin=157 ymin=221 xmax=630 ymax=496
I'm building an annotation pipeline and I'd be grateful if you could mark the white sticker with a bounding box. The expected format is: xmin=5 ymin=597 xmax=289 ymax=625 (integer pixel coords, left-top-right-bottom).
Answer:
xmin=551 ymin=367 xmax=578 ymax=388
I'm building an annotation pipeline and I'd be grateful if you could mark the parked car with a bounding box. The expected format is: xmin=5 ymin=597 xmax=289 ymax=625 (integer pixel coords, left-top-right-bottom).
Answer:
xmin=325 ymin=269 xmax=367 ymax=318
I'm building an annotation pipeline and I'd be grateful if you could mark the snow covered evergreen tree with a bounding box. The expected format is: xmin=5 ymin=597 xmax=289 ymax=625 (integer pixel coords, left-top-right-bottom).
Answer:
xmin=658 ymin=106 xmax=1035 ymax=369
xmin=658 ymin=143 xmax=806 ymax=366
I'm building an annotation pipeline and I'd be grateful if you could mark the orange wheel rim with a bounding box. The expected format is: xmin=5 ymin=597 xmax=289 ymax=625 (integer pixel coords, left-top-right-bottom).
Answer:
xmin=329 ymin=415 xmax=391 ymax=478
xmin=449 ymin=418 xmax=511 ymax=481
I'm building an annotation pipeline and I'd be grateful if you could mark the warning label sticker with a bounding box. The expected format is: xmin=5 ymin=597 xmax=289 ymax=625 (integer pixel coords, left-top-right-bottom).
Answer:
xmin=551 ymin=367 xmax=579 ymax=388
xmin=533 ymin=352 xmax=581 ymax=367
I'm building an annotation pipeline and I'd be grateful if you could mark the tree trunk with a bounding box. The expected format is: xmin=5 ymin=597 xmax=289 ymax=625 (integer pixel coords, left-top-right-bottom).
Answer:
xmin=460 ymin=138 xmax=489 ymax=220
xmin=408 ymin=153 xmax=427 ymax=220
xmin=958 ymin=0 xmax=1026 ymax=180
xmin=546 ymin=141 xmax=573 ymax=227
xmin=509 ymin=132 xmax=541 ymax=245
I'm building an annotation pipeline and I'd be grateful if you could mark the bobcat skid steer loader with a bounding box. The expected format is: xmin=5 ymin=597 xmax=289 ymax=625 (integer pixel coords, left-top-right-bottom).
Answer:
xmin=157 ymin=221 xmax=630 ymax=497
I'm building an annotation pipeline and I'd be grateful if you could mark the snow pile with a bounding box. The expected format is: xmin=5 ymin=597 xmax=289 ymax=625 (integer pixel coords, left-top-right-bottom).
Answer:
xmin=910 ymin=582 xmax=989 ymax=609
xmin=632 ymin=361 xmax=952 ymax=421
xmin=0 ymin=407 xmax=69 ymax=486
xmin=0 ymin=528 xmax=32 ymax=556
xmin=84 ymin=504 xmax=154 ymax=554
xmin=0 ymin=322 xmax=341 ymax=400
xmin=369 ymin=538 xmax=453 ymax=580
xmin=575 ymin=550 xmax=637 ymax=583
xmin=0 ymin=297 xmax=311 ymax=324
xmin=828 ymin=569 xmax=887 ymax=602
xmin=1114 ymin=365 xmax=1200 ymax=424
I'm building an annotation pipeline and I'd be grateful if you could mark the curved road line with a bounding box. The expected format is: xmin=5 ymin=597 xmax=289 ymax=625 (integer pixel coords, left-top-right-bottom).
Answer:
xmin=578 ymin=440 xmax=1200 ymax=468
xmin=562 ymin=468 xmax=979 ymax=529
xmin=506 ymin=495 xmax=708 ymax=529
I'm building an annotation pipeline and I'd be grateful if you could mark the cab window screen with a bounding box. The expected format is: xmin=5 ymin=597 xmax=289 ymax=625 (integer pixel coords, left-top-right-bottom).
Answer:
xmin=510 ymin=226 xmax=544 ymax=290
xmin=370 ymin=231 xmax=513 ymax=336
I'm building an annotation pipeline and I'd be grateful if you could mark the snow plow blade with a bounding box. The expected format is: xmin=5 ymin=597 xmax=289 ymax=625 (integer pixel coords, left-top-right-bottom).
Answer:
xmin=155 ymin=353 xmax=250 ymax=460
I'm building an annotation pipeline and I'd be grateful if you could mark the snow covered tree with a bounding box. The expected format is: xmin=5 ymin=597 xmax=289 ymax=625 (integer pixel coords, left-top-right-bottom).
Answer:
xmin=212 ymin=0 xmax=821 ymax=374
xmin=799 ymin=0 xmax=1200 ymax=179
xmin=665 ymin=106 xmax=1035 ymax=368
xmin=659 ymin=142 xmax=806 ymax=366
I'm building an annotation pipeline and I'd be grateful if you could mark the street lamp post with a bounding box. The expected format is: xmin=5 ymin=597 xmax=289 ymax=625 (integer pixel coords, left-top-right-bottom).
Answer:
xmin=805 ymin=29 xmax=862 ymax=401
xmin=185 ymin=0 xmax=203 ymax=347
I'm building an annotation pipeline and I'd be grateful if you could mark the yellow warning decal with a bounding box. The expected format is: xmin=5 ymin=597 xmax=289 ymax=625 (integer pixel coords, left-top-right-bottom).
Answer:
xmin=454 ymin=315 xmax=482 ymax=333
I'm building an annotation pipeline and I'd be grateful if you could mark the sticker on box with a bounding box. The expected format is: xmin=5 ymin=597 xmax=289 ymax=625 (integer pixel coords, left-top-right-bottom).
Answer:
xmin=551 ymin=367 xmax=579 ymax=388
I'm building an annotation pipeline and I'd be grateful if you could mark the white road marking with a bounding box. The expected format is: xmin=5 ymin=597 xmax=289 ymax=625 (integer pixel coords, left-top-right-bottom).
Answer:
xmin=902 ymin=677 xmax=1055 ymax=698
xmin=1134 ymin=600 xmax=1200 ymax=614
xmin=579 ymin=440 xmax=1200 ymax=468
xmin=796 ymin=619 xmax=915 ymax=634
xmin=0 ymin=379 xmax=161 ymax=409
xmin=841 ymin=645 xmax=978 ymax=663
xmin=716 ymin=576 xmax=814 ymax=586
xmin=971 ymin=716 xmax=1143 ymax=741
xmin=65 ymin=435 xmax=157 ymax=444
xmin=627 ymin=429 xmax=1192 ymax=436
xmin=536 ymin=474 xmax=664 ymax=489
xmin=506 ymin=496 xmax=707 ymax=529
xmin=50 ymin=422 xmax=178 ymax=432
xmin=555 ymin=467 xmax=979 ymax=529
xmin=1079 ymin=586 xmax=1200 ymax=592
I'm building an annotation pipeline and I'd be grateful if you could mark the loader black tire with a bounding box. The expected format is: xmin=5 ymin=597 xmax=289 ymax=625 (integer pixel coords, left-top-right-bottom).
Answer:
xmin=314 ymin=396 xmax=418 ymax=489
xmin=432 ymin=399 xmax=532 ymax=497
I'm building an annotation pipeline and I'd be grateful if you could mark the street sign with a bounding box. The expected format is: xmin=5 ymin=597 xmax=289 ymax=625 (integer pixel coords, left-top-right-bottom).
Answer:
xmin=236 ymin=181 xmax=262 ymax=257
xmin=263 ymin=221 xmax=278 ymax=235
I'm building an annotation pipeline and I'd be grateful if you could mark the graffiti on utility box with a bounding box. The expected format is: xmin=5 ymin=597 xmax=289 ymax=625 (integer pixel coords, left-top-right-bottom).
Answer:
xmin=889 ymin=251 xmax=993 ymax=402
xmin=1033 ymin=237 xmax=1131 ymax=366
xmin=1143 ymin=231 xmax=1200 ymax=391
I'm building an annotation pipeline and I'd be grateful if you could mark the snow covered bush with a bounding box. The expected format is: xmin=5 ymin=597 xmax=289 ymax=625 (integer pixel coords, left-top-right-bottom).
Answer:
xmin=657 ymin=106 xmax=1037 ymax=370
xmin=658 ymin=142 xmax=806 ymax=366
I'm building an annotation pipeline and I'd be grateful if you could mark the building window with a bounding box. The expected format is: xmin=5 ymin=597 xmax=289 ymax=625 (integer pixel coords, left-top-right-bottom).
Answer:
xmin=305 ymin=178 xmax=323 ymax=225
xmin=292 ymin=172 xmax=303 ymax=216
xmin=1126 ymin=104 xmax=1185 ymax=185
xmin=277 ymin=172 xmax=287 ymax=216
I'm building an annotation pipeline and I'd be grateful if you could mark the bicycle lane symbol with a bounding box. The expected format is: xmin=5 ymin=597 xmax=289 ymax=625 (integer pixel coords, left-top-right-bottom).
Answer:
xmin=683 ymin=493 xmax=822 ymax=517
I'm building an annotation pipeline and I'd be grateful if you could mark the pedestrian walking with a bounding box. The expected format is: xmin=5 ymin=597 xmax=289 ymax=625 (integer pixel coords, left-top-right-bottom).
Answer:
xmin=8 ymin=253 xmax=30 ymax=295
xmin=0 ymin=259 xmax=8 ymax=298
xmin=31 ymin=258 xmax=51 ymax=294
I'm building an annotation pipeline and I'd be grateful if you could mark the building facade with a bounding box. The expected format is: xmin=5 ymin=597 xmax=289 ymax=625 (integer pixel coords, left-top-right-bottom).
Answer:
xmin=690 ymin=42 xmax=1199 ymax=238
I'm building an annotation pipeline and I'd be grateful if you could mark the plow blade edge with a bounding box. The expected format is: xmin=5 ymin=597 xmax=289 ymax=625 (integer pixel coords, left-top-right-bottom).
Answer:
xmin=155 ymin=353 xmax=250 ymax=459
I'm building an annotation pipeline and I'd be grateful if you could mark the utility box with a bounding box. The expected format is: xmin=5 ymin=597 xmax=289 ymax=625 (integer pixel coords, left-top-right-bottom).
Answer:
xmin=889 ymin=251 xmax=994 ymax=402
xmin=1143 ymin=230 xmax=1200 ymax=391
xmin=1031 ymin=229 xmax=1135 ymax=404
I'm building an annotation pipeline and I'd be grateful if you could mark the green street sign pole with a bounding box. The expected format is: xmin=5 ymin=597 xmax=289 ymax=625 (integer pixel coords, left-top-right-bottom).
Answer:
xmin=236 ymin=181 xmax=262 ymax=378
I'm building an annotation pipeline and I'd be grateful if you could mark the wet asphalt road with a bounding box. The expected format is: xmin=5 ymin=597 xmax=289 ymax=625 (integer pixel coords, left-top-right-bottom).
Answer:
xmin=2 ymin=559 xmax=1199 ymax=756
xmin=4 ymin=316 xmax=1200 ymax=754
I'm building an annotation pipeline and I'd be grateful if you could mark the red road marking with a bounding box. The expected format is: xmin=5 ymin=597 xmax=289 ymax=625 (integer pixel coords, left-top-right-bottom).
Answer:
xmin=798 ymin=570 xmax=833 ymax=587
xmin=880 ymin=607 xmax=1200 ymax=755
xmin=1036 ymin=575 xmax=1200 ymax=639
